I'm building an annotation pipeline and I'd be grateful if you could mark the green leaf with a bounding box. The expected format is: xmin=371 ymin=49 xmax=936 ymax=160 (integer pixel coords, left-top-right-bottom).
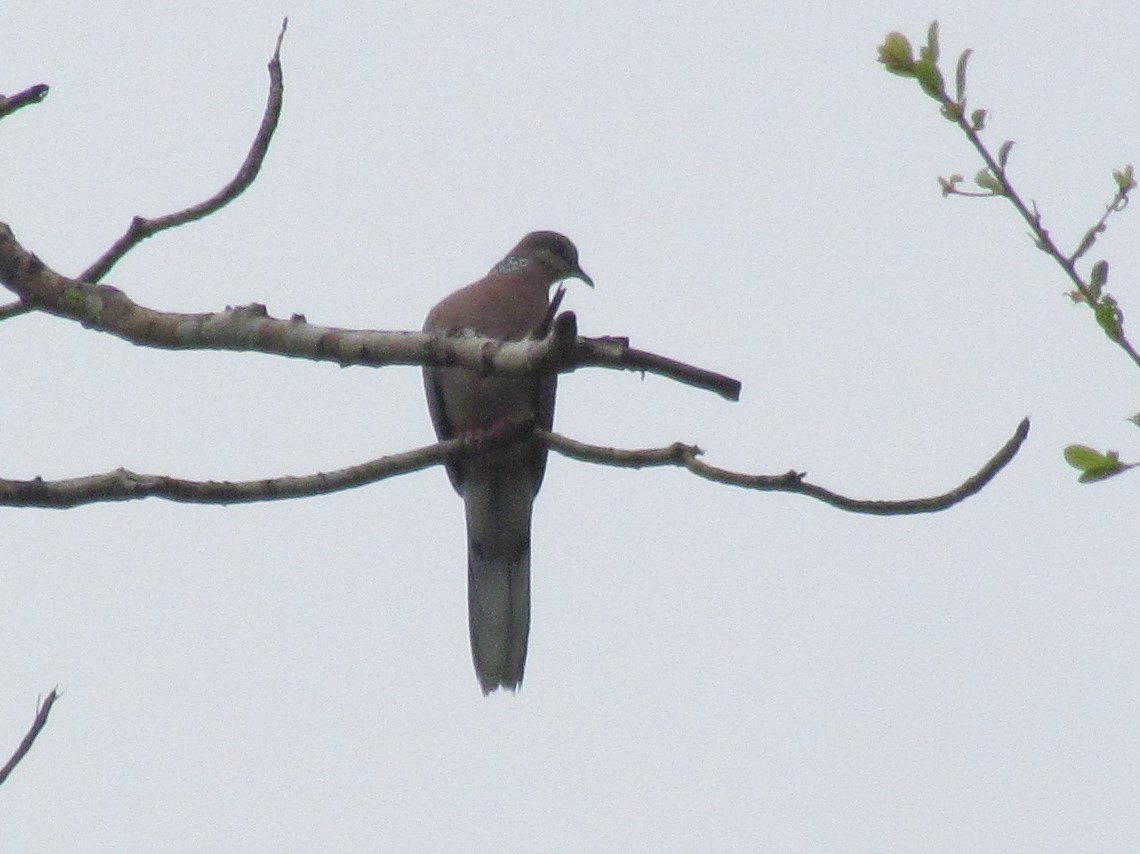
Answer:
xmin=878 ymin=32 xmax=916 ymax=75
xmin=1089 ymin=260 xmax=1109 ymax=299
xmin=914 ymin=59 xmax=944 ymax=98
xmin=1063 ymin=445 xmax=1132 ymax=482
xmin=921 ymin=20 xmax=941 ymax=64
xmin=998 ymin=140 xmax=1015 ymax=169
xmin=940 ymin=102 xmax=962 ymax=122
xmin=1113 ymin=164 xmax=1136 ymax=193
xmin=1095 ymin=299 xmax=1122 ymax=341
xmin=974 ymin=168 xmax=1003 ymax=194
xmin=955 ymin=48 xmax=972 ymax=103
xmin=1064 ymin=444 xmax=1111 ymax=471
xmin=970 ymin=108 xmax=987 ymax=130
xmin=1078 ymin=464 xmax=1129 ymax=483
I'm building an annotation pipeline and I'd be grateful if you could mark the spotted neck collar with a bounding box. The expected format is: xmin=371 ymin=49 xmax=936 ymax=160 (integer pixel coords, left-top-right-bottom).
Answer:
xmin=490 ymin=254 xmax=530 ymax=276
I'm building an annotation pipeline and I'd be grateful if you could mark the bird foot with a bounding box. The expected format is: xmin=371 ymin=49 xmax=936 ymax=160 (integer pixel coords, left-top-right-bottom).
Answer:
xmin=459 ymin=415 xmax=535 ymax=450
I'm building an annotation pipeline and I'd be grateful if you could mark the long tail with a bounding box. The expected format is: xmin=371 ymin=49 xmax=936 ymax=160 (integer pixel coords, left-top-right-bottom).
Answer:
xmin=463 ymin=472 xmax=533 ymax=694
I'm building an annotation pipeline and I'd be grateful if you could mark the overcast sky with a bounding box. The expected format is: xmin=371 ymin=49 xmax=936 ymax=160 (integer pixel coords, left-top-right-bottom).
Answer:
xmin=3 ymin=2 xmax=1139 ymax=851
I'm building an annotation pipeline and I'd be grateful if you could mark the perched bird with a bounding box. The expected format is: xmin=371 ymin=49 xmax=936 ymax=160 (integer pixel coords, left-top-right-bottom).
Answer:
xmin=423 ymin=231 xmax=593 ymax=693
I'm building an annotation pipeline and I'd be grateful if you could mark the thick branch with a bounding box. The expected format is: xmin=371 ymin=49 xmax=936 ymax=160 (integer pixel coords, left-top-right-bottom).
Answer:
xmin=0 ymin=689 xmax=59 ymax=787
xmin=0 ymin=420 xmax=1026 ymax=512
xmin=80 ymin=19 xmax=288 ymax=283
xmin=0 ymin=84 xmax=49 ymax=120
xmin=542 ymin=417 xmax=1029 ymax=515
xmin=0 ymin=223 xmax=739 ymax=398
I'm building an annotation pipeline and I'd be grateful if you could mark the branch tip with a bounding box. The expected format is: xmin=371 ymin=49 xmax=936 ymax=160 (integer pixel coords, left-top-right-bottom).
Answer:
xmin=0 ymin=83 xmax=50 ymax=120
xmin=0 ymin=687 xmax=60 ymax=787
xmin=274 ymin=17 xmax=288 ymax=63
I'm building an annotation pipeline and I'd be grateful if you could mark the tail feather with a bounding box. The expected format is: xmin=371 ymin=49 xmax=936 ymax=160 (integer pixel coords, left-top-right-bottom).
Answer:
xmin=463 ymin=470 xmax=534 ymax=694
xmin=467 ymin=549 xmax=530 ymax=693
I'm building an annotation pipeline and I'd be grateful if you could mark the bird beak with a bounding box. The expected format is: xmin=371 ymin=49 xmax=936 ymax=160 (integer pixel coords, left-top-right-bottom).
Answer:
xmin=573 ymin=265 xmax=595 ymax=288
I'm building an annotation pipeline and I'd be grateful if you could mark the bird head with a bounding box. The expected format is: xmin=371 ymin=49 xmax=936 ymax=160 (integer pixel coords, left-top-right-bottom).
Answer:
xmin=517 ymin=231 xmax=594 ymax=288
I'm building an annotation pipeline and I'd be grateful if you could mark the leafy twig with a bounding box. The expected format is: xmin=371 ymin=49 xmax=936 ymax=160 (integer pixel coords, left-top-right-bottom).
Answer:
xmin=879 ymin=23 xmax=1139 ymax=483
xmin=1063 ymin=444 xmax=1137 ymax=483
xmin=878 ymin=22 xmax=1138 ymax=367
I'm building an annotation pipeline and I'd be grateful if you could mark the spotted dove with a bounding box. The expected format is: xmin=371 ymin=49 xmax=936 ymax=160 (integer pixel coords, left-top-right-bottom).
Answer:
xmin=423 ymin=231 xmax=592 ymax=694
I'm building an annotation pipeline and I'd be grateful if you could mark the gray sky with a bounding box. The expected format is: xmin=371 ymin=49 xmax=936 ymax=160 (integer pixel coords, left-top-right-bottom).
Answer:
xmin=3 ymin=2 xmax=1139 ymax=851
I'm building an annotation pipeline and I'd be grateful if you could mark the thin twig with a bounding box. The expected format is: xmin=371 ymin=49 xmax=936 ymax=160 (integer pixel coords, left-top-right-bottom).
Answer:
xmin=1069 ymin=183 xmax=1131 ymax=265
xmin=935 ymin=97 xmax=1140 ymax=371
xmin=0 ymin=689 xmax=60 ymax=787
xmin=80 ymin=18 xmax=288 ymax=283
xmin=543 ymin=417 xmax=1029 ymax=515
xmin=0 ymin=84 xmax=49 ymax=120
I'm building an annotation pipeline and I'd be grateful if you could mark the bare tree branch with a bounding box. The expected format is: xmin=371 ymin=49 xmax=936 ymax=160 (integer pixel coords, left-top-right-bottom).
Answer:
xmin=0 ymin=419 xmax=1027 ymax=512
xmin=80 ymin=18 xmax=288 ymax=283
xmin=0 ymin=439 xmax=453 ymax=508
xmin=0 ymin=689 xmax=60 ymax=787
xmin=0 ymin=419 xmax=543 ymax=508
xmin=0 ymin=84 xmax=49 ymax=121
xmin=575 ymin=336 xmax=741 ymax=400
xmin=542 ymin=417 xmax=1030 ymax=515
xmin=0 ymin=224 xmax=740 ymax=399
xmin=0 ymin=300 xmax=33 ymax=321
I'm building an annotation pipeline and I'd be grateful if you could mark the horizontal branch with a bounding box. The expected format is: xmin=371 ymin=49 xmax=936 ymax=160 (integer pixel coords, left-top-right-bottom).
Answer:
xmin=0 ymin=83 xmax=49 ymax=121
xmin=0 ymin=688 xmax=59 ymax=787
xmin=0 ymin=423 xmax=537 ymax=507
xmin=0 ymin=419 xmax=1026 ymax=512
xmin=0 ymin=223 xmax=740 ymax=399
xmin=542 ymin=417 xmax=1030 ymax=515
